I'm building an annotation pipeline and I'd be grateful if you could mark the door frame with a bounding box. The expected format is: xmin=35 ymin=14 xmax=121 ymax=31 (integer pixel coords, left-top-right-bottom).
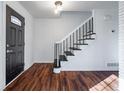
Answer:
xmin=6 ymin=5 xmax=25 ymax=85
xmin=1 ymin=2 xmax=26 ymax=89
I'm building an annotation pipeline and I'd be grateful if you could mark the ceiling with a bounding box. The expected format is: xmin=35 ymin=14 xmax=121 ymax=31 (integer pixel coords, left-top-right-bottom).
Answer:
xmin=19 ymin=1 xmax=118 ymax=18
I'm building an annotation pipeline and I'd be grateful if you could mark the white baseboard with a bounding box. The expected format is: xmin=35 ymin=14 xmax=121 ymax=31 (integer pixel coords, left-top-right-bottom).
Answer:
xmin=4 ymin=67 xmax=29 ymax=89
xmin=4 ymin=62 xmax=53 ymax=90
xmin=33 ymin=61 xmax=53 ymax=63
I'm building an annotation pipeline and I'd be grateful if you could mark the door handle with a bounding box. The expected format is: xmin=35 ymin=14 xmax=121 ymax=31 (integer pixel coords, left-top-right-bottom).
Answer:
xmin=6 ymin=44 xmax=10 ymax=47
xmin=6 ymin=50 xmax=13 ymax=53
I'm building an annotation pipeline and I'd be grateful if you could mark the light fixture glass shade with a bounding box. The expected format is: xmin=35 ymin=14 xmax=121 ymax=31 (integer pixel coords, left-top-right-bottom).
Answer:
xmin=54 ymin=1 xmax=63 ymax=14
xmin=54 ymin=9 xmax=60 ymax=15
xmin=56 ymin=4 xmax=63 ymax=11
xmin=54 ymin=9 xmax=58 ymax=14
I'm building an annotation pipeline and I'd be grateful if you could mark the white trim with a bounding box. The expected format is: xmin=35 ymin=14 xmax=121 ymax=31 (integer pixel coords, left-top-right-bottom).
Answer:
xmin=53 ymin=67 xmax=61 ymax=73
xmin=2 ymin=2 xmax=6 ymax=90
xmin=4 ymin=67 xmax=28 ymax=89
xmin=33 ymin=61 xmax=54 ymax=63
xmin=0 ymin=2 xmax=5 ymax=90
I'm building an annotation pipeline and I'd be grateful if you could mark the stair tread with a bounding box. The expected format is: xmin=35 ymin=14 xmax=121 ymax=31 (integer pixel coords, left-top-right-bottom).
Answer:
xmin=87 ymin=31 xmax=93 ymax=33
xmin=78 ymin=38 xmax=95 ymax=41
xmin=74 ymin=43 xmax=88 ymax=45
xmin=59 ymin=55 xmax=68 ymax=61
xmin=64 ymin=51 xmax=74 ymax=56
xmin=69 ymin=47 xmax=81 ymax=50
xmin=83 ymin=33 xmax=96 ymax=37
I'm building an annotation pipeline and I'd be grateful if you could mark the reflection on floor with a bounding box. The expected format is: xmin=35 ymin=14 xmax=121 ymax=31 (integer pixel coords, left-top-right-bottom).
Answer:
xmin=4 ymin=63 xmax=118 ymax=91
xmin=90 ymin=74 xmax=118 ymax=91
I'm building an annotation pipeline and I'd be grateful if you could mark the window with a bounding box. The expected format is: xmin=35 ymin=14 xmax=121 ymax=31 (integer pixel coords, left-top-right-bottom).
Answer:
xmin=11 ymin=16 xmax=21 ymax=26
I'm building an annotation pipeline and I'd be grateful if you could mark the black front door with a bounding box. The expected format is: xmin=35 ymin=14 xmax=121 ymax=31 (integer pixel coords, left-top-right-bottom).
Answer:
xmin=6 ymin=5 xmax=25 ymax=84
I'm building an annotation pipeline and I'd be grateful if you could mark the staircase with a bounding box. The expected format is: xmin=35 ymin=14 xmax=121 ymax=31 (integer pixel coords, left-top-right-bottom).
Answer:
xmin=53 ymin=16 xmax=96 ymax=73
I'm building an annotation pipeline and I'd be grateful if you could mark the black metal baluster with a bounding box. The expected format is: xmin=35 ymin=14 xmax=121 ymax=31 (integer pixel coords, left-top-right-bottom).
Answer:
xmin=57 ymin=43 xmax=59 ymax=67
xmin=89 ymin=20 xmax=91 ymax=39
xmin=56 ymin=43 xmax=58 ymax=67
xmin=54 ymin=43 xmax=57 ymax=68
xmin=80 ymin=25 xmax=83 ymax=44
xmin=76 ymin=30 xmax=78 ymax=48
xmin=74 ymin=31 xmax=76 ymax=47
xmin=59 ymin=43 xmax=61 ymax=56
xmin=61 ymin=43 xmax=62 ymax=55
xmin=64 ymin=40 xmax=66 ymax=52
xmin=73 ymin=32 xmax=74 ymax=48
xmin=58 ymin=43 xmax=60 ymax=60
xmin=57 ymin=43 xmax=59 ymax=59
xmin=85 ymin=23 xmax=87 ymax=39
xmin=79 ymin=27 xmax=81 ymax=43
xmin=92 ymin=17 xmax=93 ymax=33
xmin=59 ymin=43 xmax=60 ymax=56
xmin=66 ymin=38 xmax=68 ymax=51
xmin=54 ymin=43 xmax=56 ymax=60
xmin=70 ymin=35 xmax=71 ymax=50
xmin=64 ymin=40 xmax=66 ymax=51
xmin=83 ymin=25 xmax=85 ymax=44
xmin=63 ymin=41 xmax=64 ymax=55
xmin=54 ymin=43 xmax=57 ymax=67
xmin=56 ymin=43 xmax=58 ymax=59
xmin=58 ymin=43 xmax=61 ymax=67
xmin=89 ymin=19 xmax=91 ymax=32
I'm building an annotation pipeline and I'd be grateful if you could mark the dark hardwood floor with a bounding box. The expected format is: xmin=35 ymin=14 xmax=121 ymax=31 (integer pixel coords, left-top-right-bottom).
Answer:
xmin=4 ymin=63 xmax=118 ymax=91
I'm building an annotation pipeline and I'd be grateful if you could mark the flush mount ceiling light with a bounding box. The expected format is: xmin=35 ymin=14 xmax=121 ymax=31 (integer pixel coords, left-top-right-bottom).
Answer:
xmin=54 ymin=1 xmax=63 ymax=14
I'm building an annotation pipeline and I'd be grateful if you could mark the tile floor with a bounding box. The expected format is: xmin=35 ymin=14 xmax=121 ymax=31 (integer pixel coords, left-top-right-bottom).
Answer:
xmin=89 ymin=74 xmax=118 ymax=91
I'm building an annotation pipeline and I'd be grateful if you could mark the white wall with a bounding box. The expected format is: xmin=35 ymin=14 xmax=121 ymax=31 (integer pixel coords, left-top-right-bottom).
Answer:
xmin=33 ymin=12 xmax=91 ymax=62
xmin=0 ymin=1 xmax=34 ymax=90
xmin=0 ymin=1 xmax=5 ymax=90
xmin=119 ymin=1 xmax=124 ymax=79
xmin=61 ymin=9 xmax=119 ymax=71
xmin=119 ymin=1 xmax=124 ymax=91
